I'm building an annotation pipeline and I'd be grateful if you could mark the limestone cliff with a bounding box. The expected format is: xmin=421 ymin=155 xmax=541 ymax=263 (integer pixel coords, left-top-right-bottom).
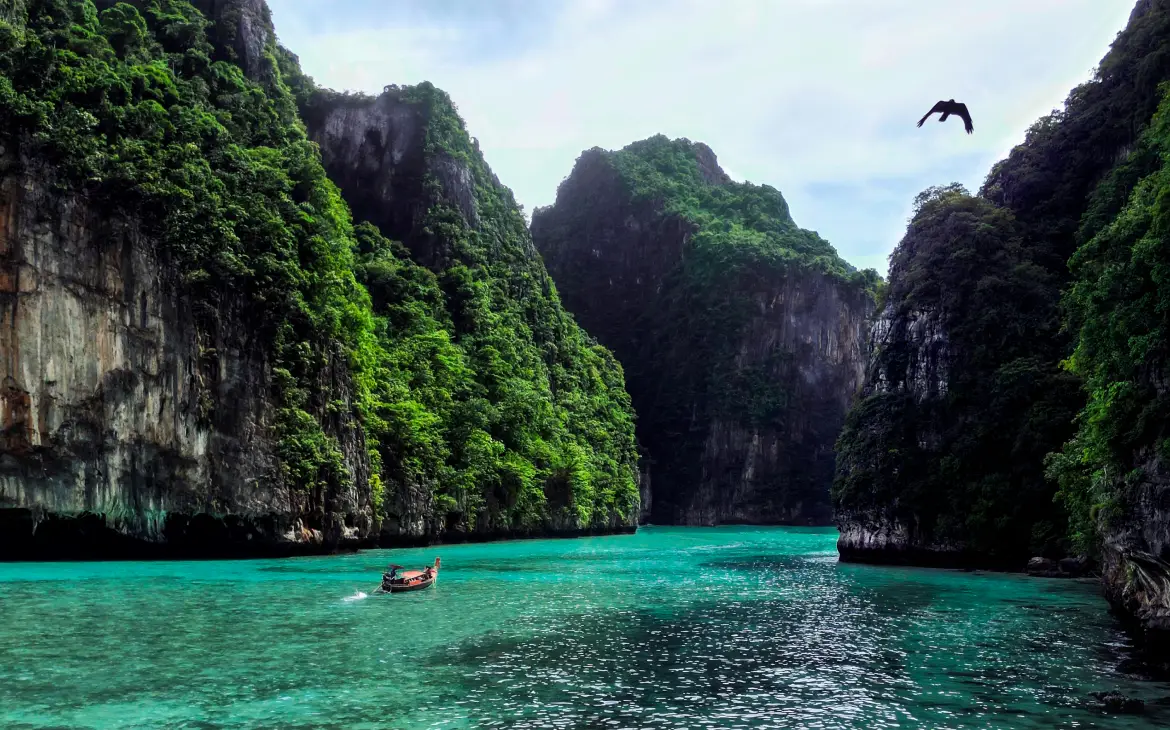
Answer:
xmin=280 ymin=76 xmax=642 ymax=544
xmin=1099 ymin=449 xmax=1170 ymax=654
xmin=992 ymin=0 xmax=1170 ymax=656
xmin=0 ymin=0 xmax=639 ymax=558
xmin=1054 ymin=79 xmax=1170 ymax=656
xmin=0 ymin=0 xmax=378 ymax=558
xmin=832 ymin=186 xmax=1081 ymax=568
xmin=0 ymin=153 xmax=373 ymax=558
xmin=832 ymin=303 xmax=956 ymax=566
xmin=191 ymin=0 xmax=272 ymax=82
xmin=531 ymin=137 xmax=878 ymax=526
xmin=831 ymin=0 xmax=1170 ymax=657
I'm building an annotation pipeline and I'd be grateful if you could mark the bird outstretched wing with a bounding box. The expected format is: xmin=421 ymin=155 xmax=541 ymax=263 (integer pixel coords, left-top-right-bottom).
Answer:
xmin=917 ymin=100 xmax=946 ymax=128
xmin=954 ymin=102 xmax=974 ymax=134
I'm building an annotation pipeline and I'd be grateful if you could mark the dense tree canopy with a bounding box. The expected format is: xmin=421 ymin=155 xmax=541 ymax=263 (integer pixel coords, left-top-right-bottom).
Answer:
xmin=1048 ymin=86 xmax=1170 ymax=557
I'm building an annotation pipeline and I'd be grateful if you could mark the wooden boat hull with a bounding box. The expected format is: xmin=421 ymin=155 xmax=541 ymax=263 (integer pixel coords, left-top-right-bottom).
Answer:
xmin=383 ymin=575 xmax=436 ymax=593
xmin=380 ymin=557 xmax=440 ymax=594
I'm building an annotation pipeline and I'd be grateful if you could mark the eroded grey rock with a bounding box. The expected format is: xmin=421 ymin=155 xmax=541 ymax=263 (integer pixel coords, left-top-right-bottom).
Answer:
xmin=191 ymin=0 xmax=274 ymax=81
xmin=0 ymin=158 xmax=373 ymax=558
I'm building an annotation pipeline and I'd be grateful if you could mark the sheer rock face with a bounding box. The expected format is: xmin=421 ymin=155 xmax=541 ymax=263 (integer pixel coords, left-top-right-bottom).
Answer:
xmin=0 ymin=0 xmax=375 ymax=559
xmin=301 ymin=91 xmax=479 ymax=268
xmin=689 ymin=274 xmax=872 ymax=526
xmin=530 ymin=145 xmax=873 ymax=527
xmin=866 ymin=304 xmax=949 ymax=404
xmin=190 ymin=0 xmax=274 ymax=81
xmin=693 ymin=142 xmax=732 ymax=185
xmin=832 ymin=299 xmax=953 ymax=563
xmin=301 ymin=91 xmax=640 ymax=543
xmin=1097 ymin=335 xmax=1170 ymax=650
xmin=299 ymin=92 xmax=466 ymax=542
xmin=0 ymin=158 xmax=373 ymax=559
xmin=1103 ymin=450 xmax=1170 ymax=651
xmin=834 ymin=509 xmax=963 ymax=567
xmin=0 ymin=0 xmax=642 ymax=558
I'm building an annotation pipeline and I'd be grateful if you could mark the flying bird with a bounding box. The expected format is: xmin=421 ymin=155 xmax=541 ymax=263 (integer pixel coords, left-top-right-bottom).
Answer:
xmin=917 ymin=99 xmax=974 ymax=134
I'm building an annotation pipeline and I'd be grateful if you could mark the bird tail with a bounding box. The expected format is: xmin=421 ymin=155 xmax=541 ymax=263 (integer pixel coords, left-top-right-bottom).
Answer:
xmin=939 ymin=112 xmax=950 ymax=122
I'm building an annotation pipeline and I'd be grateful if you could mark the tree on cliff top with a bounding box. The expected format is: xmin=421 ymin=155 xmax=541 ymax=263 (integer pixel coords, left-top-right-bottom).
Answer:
xmin=605 ymin=135 xmax=881 ymax=293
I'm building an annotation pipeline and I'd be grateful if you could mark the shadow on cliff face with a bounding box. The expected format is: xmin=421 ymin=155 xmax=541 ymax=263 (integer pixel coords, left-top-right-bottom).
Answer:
xmin=530 ymin=137 xmax=877 ymax=531
xmin=0 ymin=507 xmax=370 ymax=562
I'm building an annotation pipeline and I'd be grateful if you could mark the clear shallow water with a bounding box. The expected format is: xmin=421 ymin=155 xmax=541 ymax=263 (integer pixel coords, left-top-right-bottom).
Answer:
xmin=1 ymin=526 xmax=1167 ymax=729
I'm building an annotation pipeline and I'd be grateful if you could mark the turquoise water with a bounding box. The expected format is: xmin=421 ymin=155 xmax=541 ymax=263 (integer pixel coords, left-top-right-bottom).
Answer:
xmin=1 ymin=526 xmax=1167 ymax=729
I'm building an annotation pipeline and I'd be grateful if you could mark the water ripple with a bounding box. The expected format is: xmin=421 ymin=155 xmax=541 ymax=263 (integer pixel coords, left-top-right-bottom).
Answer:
xmin=0 ymin=526 xmax=1166 ymax=729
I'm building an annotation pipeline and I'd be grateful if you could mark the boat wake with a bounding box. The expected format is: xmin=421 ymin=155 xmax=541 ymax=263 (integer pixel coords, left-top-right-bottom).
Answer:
xmin=342 ymin=591 xmax=369 ymax=602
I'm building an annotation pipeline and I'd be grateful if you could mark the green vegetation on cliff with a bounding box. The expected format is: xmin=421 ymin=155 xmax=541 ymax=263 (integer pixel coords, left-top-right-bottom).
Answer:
xmin=0 ymin=0 xmax=638 ymax=533
xmin=284 ymin=71 xmax=640 ymax=531
xmin=832 ymin=185 xmax=1082 ymax=560
xmin=0 ymin=0 xmax=369 ymax=504
xmin=348 ymin=212 xmax=639 ymax=530
xmin=607 ymin=136 xmax=880 ymax=442
xmin=610 ymin=135 xmax=882 ymax=295
xmin=835 ymin=0 xmax=1170 ymax=568
xmin=1048 ymin=86 xmax=1170 ymax=556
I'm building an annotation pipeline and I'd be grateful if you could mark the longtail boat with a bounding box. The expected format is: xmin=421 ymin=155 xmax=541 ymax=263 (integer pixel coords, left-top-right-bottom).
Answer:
xmin=381 ymin=557 xmax=440 ymax=593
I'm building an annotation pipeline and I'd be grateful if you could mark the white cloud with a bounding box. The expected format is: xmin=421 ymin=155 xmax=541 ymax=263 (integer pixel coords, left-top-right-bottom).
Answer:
xmin=268 ymin=0 xmax=1137 ymax=274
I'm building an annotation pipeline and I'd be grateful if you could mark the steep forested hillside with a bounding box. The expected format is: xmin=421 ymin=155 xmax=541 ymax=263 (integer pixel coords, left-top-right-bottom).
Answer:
xmin=1049 ymin=81 xmax=1170 ymax=648
xmin=833 ymin=184 xmax=1082 ymax=566
xmin=0 ymin=0 xmax=637 ymax=557
xmin=278 ymin=69 xmax=642 ymax=538
xmin=533 ymin=136 xmax=879 ymax=526
xmin=834 ymin=0 xmax=1170 ymax=647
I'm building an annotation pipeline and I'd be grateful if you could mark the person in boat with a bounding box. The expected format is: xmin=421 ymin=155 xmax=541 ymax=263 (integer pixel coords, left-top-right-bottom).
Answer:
xmin=385 ymin=565 xmax=398 ymax=580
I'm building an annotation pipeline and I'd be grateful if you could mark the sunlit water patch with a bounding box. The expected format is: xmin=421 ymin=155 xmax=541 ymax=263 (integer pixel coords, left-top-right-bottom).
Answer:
xmin=1 ymin=526 xmax=1167 ymax=729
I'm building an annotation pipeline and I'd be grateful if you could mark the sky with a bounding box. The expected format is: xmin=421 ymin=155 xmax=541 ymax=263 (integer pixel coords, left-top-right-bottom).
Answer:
xmin=267 ymin=0 xmax=1137 ymax=275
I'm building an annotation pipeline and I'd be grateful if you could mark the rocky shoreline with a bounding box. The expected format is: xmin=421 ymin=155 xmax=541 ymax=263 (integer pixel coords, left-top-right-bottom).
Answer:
xmin=834 ymin=512 xmax=1029 ymax=571
xmin=1025 ymin=556 xmax=1090 ymax=579
xmin=0 ymin=506 xmax=639 ymax=562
